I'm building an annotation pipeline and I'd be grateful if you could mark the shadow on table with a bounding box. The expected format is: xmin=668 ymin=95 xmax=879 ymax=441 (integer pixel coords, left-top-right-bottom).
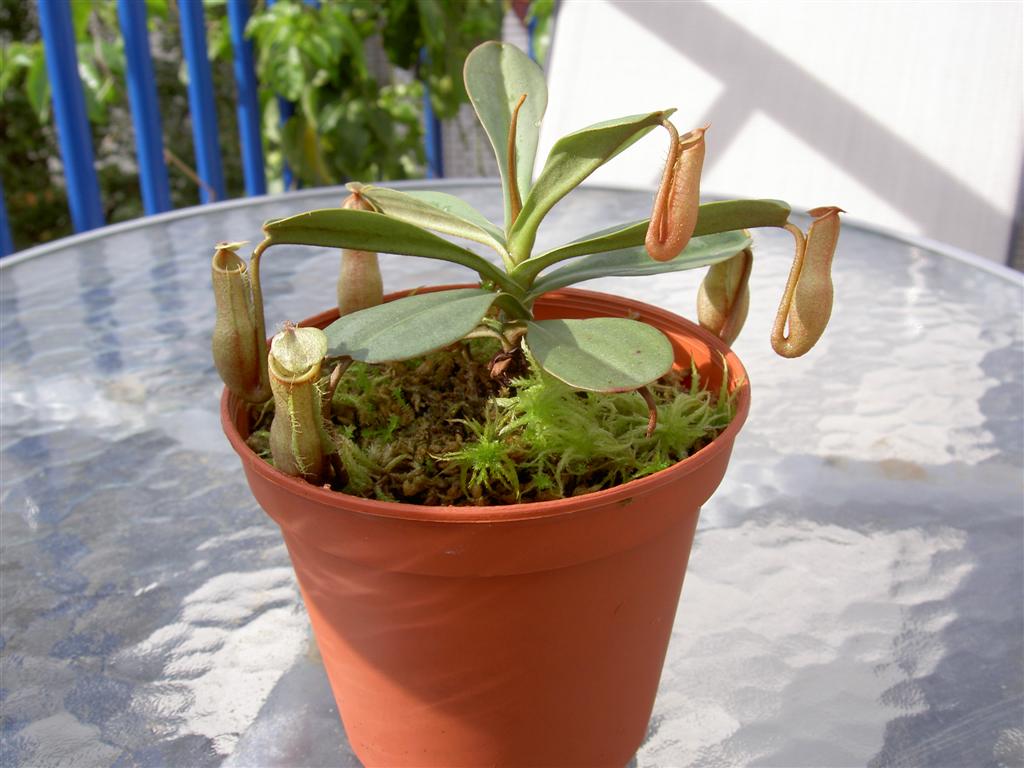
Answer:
xmin=224 ymin=643 xmax=358 ymax=768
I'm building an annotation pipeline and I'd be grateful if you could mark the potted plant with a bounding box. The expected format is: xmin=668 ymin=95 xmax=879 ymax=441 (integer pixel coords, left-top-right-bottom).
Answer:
xmin=212 ymin=41 xmax=840 ymax=768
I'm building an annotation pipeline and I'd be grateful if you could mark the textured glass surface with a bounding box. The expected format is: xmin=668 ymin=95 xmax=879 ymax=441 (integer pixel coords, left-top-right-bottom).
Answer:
xmin=1 ymin=183 xmax=1021 ymax=767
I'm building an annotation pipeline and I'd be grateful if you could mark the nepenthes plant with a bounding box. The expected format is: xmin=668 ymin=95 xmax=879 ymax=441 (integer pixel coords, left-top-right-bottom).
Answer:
xmin=212 ymin=41 xmax=841 ymax=502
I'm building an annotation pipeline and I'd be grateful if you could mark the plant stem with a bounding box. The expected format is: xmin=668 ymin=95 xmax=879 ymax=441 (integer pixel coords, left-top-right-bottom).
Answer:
xmin=639 ymin=386 xmax=658 ymax=438
xmin=249 ymin=238 xmax=272 ymax=401
xmin=465 ymin=326 xmax=514 ymax=352
xmin=322 ymin=357 xmax=353 ymax=418
xmin=492 ymin=292 xmax=532 ymax=321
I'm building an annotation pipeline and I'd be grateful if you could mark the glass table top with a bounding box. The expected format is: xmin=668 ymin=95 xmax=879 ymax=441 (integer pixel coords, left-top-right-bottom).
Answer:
xmin=2 ymin=181 xmax=1022 ymax=767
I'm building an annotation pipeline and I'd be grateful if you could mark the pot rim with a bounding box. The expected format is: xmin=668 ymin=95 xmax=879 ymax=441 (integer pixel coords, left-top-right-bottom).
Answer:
xmin=221 ymin=287 xmax=750 ymax=523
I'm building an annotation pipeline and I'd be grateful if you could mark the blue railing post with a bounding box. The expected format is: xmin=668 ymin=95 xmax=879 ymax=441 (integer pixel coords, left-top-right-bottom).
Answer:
xmin=0 ymin=179 xmax=14 ymax=256
xmin=277 ymin=98 xmax=296 ymax=190
xmin=227 ymin=0 xmax=266 ymax=197
xmin=37 ymin=0 xmax=104 ymax=232
xmin=422 ymin=91 xmax=444 ymax=179
xmin=178 ymin=0 xmax=226 ymax=203
xmin=264 ymin=0 xmax=287 ymax=192
xmin=117 ymin=0 xmax=172 ymax=215
xmin=265 ymin=0 xmax=294 ymax=190
xmin=419 ymin=49 xmax=444 ymax=179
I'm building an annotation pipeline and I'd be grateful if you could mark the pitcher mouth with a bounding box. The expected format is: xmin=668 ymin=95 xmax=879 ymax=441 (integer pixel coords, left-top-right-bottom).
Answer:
xmin=220 ymin=286 xmax=750 ymax=524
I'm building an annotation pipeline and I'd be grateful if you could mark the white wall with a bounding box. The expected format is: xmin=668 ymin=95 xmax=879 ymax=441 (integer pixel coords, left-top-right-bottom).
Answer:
xmin=538 ymin=0 xmax=1023 ymax=263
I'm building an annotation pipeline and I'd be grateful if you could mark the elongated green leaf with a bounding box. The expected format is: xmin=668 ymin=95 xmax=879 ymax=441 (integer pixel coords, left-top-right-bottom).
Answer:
xmin=281 ymin=115 xmax=336 ymax=186
xmin=325 ymin=288 xmax=498 ymax=363
xmin=262 ymin=208 xmax=515 ymax=292
xmin=516 ymin=199 xmax=790 ymax=285
xmin=525 ymin=318 xmax=673 ymax=392
xmin=71 ymin=1 xmax=92 ymax=38
xmin=25 ymin=53 xmax=50 ymax=123
xmin=464 ymin=41 xmax=548 ymax=231
xmin=508 ymin=110 xmax=671 ymax=263
xmin=692 ymin=198 xmax=790 ymax=234
xmin=513 ymin=219 xmax=648 ymax=284
xmin=528 ymin=231 xmax=752 ymax=299
xmin=402 ymin=191 xmax=506 ymax=243
xmin=355 ymin=184 xmax=508 ymax=263
xmin=0 ymin=44 xmax=32 ymax=95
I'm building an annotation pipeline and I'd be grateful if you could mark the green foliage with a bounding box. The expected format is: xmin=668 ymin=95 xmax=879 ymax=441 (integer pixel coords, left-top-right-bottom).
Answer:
xmin=381 ymin=0 xmax=504 ymax=119
xmin=527 ymin=230 xmax=753 ymax=298
xmin=355 ymin=184 xmax=509 ymax=266
xmin=0 ymin=0 xmax=245 ymax=247
xmin=464 ymin=41 xmax=548 ymax=231
xmin=444 ymin=414 xmax=521 ymax=498
xmin=244 ymin=42 xmax=775 ymax=404
xmin=508 ymin=110 xmax=672 ymax=262
xmin=324 ymin=288 xmax=499 ymax=363
xmin=525 ymin=0 xmax=555 ymax=67
xmin=513 ymin=199 xmax=785 ymax=284
xmin=0 ymin=0 xmax=504 ymax=247
xmin=444 ymin=362 xmax=737 ymax=501
xmin=223 ymin=40 xmax=843 ymax=498
xmin=247 ymin=0 xmax=503 ymax=185
xmin=246 ymin=0 xmax=416 ymax=183
xmin=312 ymin=339 xmax=509 ymax=503
xmin=249 ymin=340 xmax=736 ymax=504
xmin=523 ymin=318 xmax=674 ymax=393
xmin=262 ymin=209 xmax=514 ymax=290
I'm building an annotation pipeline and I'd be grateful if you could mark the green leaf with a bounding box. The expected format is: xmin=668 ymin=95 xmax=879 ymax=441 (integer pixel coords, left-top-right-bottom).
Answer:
xmin=71 ymin=1 xmax=92 ymax=39
xmin=25 ymin=54 xmax=50 ymax=123
xmin=525 ymin=0 xmax=555 ymax=66
xmin=262 ymin=208 xmax=516 ymax=292
xmin=417 ymin=0 xmax=446 ymax=49
xmin=285 ymin=45 xmax=307 ymax=100
xmin=464 ymin=41 xmax=548 ymax=231
xmin=508 ymin=110 xmax=671 ymax=263
xmin=145 ymin=0 xmax=169 ymax=21
xmin=281 ymin=115 xmax=335 ymax=186
xmin=75 ymin=47 xmax=117 ymax=122
xmin=325 ymin=288 xmax=498 ymax=363
xmin=355 ymin=184 xmax=509 ymax=264
xmin=528 ymin=231 xmax=752 ymax=299
xmin=525 ymin=318 xmax=673 ymax=393
xmin=513 ymin=218 xmax=648 ymax=284
xmin=0 ymin=43 xmax=34 ymax=95
xmin=516 ymin=198 xmax=791 ymax=286
xmin=689 ymin=198 xmax=791 ymax=233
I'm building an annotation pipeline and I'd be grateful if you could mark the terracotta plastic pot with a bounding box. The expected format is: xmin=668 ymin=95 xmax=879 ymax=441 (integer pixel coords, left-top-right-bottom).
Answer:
xmin=221 ymin=287 xmax=750 ymax=768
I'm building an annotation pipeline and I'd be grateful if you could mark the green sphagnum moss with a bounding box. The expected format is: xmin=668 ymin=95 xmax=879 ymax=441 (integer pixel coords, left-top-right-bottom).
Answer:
xmin=247 ymin=340 xmax=736 ymax=505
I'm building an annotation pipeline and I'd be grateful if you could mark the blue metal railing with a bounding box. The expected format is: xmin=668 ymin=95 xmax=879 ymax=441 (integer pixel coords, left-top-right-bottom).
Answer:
xmin=118 ymin=0 xmax=172 ymax=215
xmin=2 ymin=0 xmax=549 ymax=254
xmin=178 ymin=0 xmax=226 ymax=204
xmin=264 ymin=0 xmax=319 ymax=191
xmin=37 ymin=0 xmax=104 ymax=233
xmin=420 ymin=48 xmax=444 ymax=180
xmin=423 ymin=92 xmax=444 ymax=180
xmin=0 ymin=180 xmax=13 ymax=257
xmin=227 ymin=0 xmax=267 ymax=197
